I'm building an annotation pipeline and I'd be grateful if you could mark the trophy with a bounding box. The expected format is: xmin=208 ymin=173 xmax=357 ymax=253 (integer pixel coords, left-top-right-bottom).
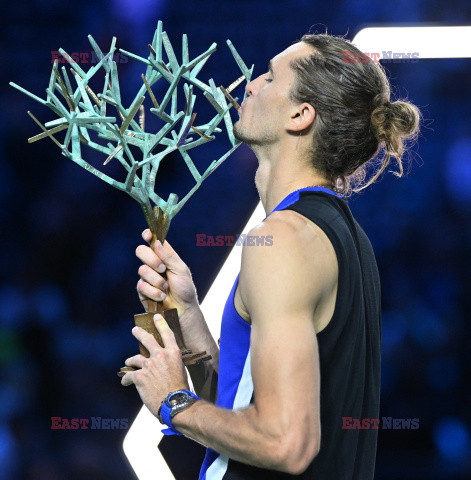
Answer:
xmin=10 ymin=21 xmax=253 ymax=377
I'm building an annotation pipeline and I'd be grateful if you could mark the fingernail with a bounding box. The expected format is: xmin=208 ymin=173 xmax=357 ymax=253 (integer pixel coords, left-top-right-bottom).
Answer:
xmin=160 ymin=293 xmax=166 ymax=301
xmin=157 ymin=263 xmax=166 ymax=272
xmin=162 ymin=282 xmax=168 ymax=291
xmin=154 ymin=314 xmax=163 ymax=321
xmin=132 ymin=327 xmax=138 ymax=332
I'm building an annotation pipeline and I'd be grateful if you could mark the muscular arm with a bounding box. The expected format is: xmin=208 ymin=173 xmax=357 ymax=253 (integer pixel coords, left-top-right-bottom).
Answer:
xmin=173 ymin=211 xmax=338 ymax=474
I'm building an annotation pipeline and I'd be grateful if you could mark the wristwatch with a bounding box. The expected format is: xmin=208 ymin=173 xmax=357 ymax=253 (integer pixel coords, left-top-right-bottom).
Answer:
xmin=158 ymin=389 xmax=200 ymax=435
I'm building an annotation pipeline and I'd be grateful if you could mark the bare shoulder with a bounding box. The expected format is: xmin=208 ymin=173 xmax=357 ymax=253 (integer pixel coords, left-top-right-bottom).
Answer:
xmin=244 ymin=209 xmax=337 ymax=272
xmin=239 ymin=209 xmax=338 ymax=318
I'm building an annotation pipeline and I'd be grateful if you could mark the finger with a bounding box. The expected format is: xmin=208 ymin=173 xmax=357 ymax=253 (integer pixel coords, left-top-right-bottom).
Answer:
xmin=137 ymin=278 xmax=167 ymax=303
xmin=135 ymin=244 xmax=167 ymax=273
xmin=154 ymin=314 xmax=178 ymax=349
xmin=154 ymin=240 xmax=187 ymax=275
xmin=132 ymin=326 xmax=161 ymax=355
xmin=161 ymin=239 xmax=179 ymax=257
xmin=125 ymin=354 xmax=146 ymax=369
xmin=138 ymin=264 xmax=168 ymax=291
xmin=142 ymin=229 xmax=153 ymax=242
xmin=141 ymin=231 xmax=179 ymax=262
xmin=121 ymin=371 xmax=136 ymax=387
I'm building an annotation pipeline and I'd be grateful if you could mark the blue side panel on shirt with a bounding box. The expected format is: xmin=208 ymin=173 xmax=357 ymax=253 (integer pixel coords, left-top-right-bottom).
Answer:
xmin=216 ymin=272 xmax=251 ymax=410
xmin=200 ymin=448 xmax=220 ymax=480
xmin=200 ymin=272 xmax=251 ymax=479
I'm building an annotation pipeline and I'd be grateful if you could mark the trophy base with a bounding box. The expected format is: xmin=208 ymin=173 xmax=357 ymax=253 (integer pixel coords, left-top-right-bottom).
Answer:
xmin=117 ymin=308 xmax=212 ymax=377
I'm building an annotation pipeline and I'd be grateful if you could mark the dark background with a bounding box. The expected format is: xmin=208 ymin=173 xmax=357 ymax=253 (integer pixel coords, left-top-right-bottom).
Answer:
xmin=1 ymin=0 xmax=471 ymax=478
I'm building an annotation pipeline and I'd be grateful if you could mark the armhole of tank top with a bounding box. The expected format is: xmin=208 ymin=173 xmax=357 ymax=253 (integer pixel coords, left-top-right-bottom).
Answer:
xmin=283 ymin=206 xmax=347 ymax=338
xmin=232 ymin=273 xmax=252 ymax=328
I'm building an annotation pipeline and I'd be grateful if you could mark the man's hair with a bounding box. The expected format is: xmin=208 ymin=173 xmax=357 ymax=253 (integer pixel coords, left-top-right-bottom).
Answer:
xmin=290 ymin=33 xmax=421 ymax=195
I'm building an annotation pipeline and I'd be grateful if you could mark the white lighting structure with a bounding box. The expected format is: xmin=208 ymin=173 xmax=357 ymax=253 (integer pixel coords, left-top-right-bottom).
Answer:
xmin=123 ymin=25 xmax=471 ymax=479
xmin=353 ymin=26 xmax=471 ymax=60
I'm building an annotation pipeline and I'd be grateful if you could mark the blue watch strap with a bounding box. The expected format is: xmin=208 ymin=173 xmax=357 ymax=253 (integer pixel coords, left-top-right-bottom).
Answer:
xmin=160 ymin=401 xmax=181 ymax=436
xmin=160 ymin=390 xmax=200 ymax=436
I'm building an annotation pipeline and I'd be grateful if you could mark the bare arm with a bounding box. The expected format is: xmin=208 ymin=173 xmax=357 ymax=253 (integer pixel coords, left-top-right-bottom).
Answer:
xmin=172 ymin=211 xmax=338 ymax=474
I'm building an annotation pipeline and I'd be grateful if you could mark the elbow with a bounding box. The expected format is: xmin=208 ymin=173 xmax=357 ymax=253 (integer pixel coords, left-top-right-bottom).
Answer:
xmin=272 ymin=431 xmax=320 ymax=475
xmin=283 ymin=441 xmax=320 ymax=476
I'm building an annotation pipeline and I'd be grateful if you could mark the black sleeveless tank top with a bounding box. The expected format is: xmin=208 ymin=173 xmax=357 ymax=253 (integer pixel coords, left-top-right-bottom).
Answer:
xmin=213 ymin=190 xmax=382 ymax=480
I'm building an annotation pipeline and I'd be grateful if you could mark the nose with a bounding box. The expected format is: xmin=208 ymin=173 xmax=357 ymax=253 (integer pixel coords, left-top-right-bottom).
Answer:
xmin=245 ymin=79 xmax=255 ymax=97
xmin=245 ymin=74 xmax=264 ymax=97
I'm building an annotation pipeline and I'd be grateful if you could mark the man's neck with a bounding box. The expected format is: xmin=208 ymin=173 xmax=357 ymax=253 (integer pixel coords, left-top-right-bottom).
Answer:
xmin=252 ymin=142 xmax=331 ymax=215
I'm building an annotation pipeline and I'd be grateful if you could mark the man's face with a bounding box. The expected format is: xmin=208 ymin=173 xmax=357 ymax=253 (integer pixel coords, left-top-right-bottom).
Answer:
xmin=233 ymin=42 xmax=312 ymax=146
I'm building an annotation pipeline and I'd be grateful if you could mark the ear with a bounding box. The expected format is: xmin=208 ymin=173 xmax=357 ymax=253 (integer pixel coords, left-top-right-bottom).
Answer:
xmin=285 ymin=102 xmax=316 ymax=133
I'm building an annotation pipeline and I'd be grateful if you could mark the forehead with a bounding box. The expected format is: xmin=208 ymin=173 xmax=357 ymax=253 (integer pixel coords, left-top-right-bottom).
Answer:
xmin=270 ymin=42 xmax=313 ymax=70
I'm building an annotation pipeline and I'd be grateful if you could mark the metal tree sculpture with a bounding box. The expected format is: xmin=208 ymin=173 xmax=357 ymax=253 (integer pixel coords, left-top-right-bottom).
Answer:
xmin=10 ymin=21 xmax=253 ymax=370
xmin=10 ymin=20 xmax=252 ymax=246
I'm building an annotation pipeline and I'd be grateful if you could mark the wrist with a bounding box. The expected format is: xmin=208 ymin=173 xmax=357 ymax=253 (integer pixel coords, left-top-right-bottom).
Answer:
xmin=179 ymin=303 xmax=206 ymax=334
xmin=158 ymin=389 xmax=200 ymax=436
xmin=179 ymin=302 xmax=202 ymax=321
xmin=171 ymin=396 xmax=202 ymax=431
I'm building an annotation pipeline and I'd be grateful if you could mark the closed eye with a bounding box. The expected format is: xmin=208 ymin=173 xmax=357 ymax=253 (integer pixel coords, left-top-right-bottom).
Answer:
xmin=265 ymin=76 xmax=273 ymax=82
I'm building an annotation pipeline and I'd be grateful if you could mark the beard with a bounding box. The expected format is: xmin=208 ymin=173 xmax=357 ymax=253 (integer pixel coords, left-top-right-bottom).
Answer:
xmin=233 ymin=121 xmax=252 ymax=144
xmin=233 ymin=119 xmax=276 ymax=147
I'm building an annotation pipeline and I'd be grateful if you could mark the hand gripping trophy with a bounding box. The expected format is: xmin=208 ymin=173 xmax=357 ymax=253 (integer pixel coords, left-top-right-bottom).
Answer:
xmin=10 ymin=21 xmax=253 ymax=377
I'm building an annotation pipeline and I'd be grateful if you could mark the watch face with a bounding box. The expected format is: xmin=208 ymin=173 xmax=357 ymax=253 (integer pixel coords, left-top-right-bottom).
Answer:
xmin=167 ymin=392 xmax=189 ymax=407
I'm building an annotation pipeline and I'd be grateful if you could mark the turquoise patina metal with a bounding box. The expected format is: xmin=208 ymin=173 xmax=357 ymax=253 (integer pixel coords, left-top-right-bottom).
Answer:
xmin=10 ymin=21 xmax=253 ymax=238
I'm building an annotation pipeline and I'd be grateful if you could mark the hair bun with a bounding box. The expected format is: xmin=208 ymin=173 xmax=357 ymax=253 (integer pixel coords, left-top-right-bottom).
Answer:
xmin=371 ymin=99 xmax=420 ymax=144
xmin=367 ymin=97 xmax=421 ymax=184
